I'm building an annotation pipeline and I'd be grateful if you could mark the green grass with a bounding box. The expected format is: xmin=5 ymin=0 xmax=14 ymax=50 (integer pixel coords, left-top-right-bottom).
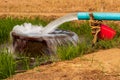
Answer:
xmin=0 ymin=17 xmax=50 ymax=44
xmin=0 ymin=49 xmax=16 ymax=79
xmin=0 ymin=49 xmax=53 ymax=79
xmin=57 ymin=21 xmax=120 ymax=60
xmin=94 ymin=22 xmax=120 ymax=49
xmin=57 ymin=42 xmax=89 ymax=60
xmin=59 ymin=21 xmax=93 ymax=38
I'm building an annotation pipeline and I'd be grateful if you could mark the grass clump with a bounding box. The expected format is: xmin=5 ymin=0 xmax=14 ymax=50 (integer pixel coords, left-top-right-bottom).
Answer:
xmin=57 ymin=43 xmax=88 ymax=60
xmin=59 ymin=21 xmax=93 ymax=39
xmin=0 ymin=49 xmax=16 ymax=79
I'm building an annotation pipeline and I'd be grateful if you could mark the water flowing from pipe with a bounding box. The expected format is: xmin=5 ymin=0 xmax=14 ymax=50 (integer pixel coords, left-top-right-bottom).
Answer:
xmin=41 ymin=13 xmax=78 ymax=34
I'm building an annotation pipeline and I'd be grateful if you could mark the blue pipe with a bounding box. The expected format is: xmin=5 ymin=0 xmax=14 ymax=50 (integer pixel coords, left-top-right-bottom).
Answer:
xmin=77 ymin=12 xmax=120 ymax=20
xmin=77 ymin=12 xmax=90 ymax=20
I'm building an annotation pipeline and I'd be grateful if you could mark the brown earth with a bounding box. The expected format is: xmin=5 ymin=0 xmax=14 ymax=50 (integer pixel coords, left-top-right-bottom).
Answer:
xmin=0 ymin=0 xmax=120 ymax=18
xmin=1 ymin=0 xmax=120 ymax=80
xmin=8 ymin=48 xmax=120 ymax=80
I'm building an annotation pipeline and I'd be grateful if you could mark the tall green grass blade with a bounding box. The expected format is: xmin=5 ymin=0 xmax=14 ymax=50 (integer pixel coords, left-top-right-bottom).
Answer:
xmin=0 ymin=49 xmax=16 ymax=79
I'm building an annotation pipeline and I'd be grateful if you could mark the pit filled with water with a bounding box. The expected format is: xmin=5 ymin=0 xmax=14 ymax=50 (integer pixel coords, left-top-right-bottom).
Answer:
xmin=11 ymin=23 xmax=79 ymax=56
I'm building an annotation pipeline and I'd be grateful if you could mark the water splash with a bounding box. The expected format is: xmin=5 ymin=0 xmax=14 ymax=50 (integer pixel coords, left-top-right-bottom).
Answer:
xmin=12 ymin=24 xmax=79 ymax=46
xmin=41 ymin=13 xmax=78 ymax=34
xmin=11 ymin=13 xmax=80 ymax=54
xmin=11 ymin=27 xmax=79 ymax=54
xmin=12 ymin=23 xmax=43 ymax=35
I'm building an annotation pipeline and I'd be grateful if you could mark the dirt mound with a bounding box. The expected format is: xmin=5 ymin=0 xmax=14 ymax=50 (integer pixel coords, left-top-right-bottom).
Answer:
xmin=8 ymin=48 xmax=120 ymax=80
xmin=0 ymin=0 xmax=120 ymax=18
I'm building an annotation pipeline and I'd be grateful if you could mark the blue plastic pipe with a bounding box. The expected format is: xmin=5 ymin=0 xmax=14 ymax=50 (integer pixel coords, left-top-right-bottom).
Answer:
xmin=77 ymin=12 xmax=90 ymax=20
xmin=77 ymin=12 xmax=120 ymax=20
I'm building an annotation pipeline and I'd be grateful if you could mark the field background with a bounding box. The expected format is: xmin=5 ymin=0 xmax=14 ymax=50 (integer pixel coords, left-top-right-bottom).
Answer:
xmin=1 ymin=0 xmax=120 ymax=80
xmin=0 ymin=0 xmax=120 ymax=18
